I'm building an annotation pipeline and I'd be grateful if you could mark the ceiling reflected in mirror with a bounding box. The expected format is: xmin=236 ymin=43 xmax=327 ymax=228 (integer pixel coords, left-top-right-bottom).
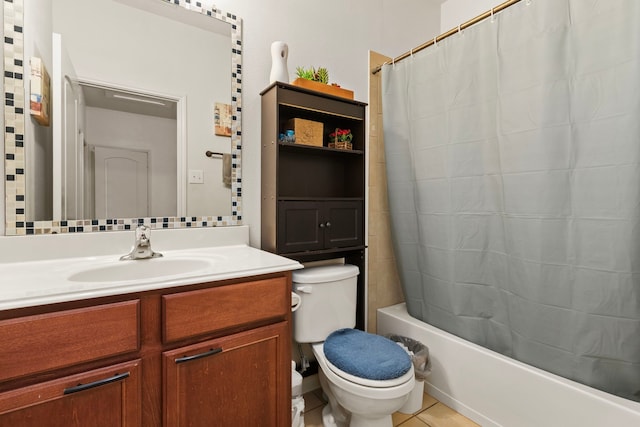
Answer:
xmin=82 ymin=85 xmax=178 ymax=119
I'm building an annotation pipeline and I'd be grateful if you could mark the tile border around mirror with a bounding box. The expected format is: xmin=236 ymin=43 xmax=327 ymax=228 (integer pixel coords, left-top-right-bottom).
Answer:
xmin=3 ymin=0 xmax=242 ymax=235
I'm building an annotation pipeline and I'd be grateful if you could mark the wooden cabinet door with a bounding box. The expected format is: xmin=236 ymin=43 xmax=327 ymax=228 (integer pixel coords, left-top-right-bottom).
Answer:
xmin=278 ymin=201 xmax=324 ymax=253
xmin=0 ymin=300 xmax=140 ymax=383
xmin=324 ymin=200 xmax=363 ymax=249
xmin=164 ymin=322 xmax=290 ymax=427
xmin=0 ymin=359 xmax=141 ymax=427
xmin=278 ymin=200 xmax=363 ymax=253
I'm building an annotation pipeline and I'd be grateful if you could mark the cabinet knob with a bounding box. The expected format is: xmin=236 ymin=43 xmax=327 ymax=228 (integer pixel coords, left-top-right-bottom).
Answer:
xmin=325 ymin=222 xmax=331 ymax=228
xmin=319 ymin=223 xmax=325 ymax=228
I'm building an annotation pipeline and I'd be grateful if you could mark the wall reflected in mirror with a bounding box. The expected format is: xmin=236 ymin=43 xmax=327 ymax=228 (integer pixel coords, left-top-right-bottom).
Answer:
xmin=77 ymin=83 xmax=179 ymax=220
xmin=3 ymin=0 xmax=242 ymax=235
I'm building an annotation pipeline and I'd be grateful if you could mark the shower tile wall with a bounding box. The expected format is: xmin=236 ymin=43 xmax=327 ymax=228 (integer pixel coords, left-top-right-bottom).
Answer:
xmin=367 ymin=51 xmax=405 ymax=333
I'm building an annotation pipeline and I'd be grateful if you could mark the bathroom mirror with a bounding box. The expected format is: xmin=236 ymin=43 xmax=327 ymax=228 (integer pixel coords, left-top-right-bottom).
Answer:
xmin=3 ymin=0 xmax=242 ymax=235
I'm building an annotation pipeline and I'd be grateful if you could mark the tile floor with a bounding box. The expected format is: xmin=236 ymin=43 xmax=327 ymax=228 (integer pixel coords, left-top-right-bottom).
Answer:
xmin=302 ymin=388 xmax=480 ymax=427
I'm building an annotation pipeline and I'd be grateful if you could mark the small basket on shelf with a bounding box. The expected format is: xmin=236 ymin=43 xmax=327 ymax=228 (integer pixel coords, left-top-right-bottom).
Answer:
xmin=329 ymin=141 xmax=352 ymax=150
xmin=328 ymin=128 xmax=353 ymax=150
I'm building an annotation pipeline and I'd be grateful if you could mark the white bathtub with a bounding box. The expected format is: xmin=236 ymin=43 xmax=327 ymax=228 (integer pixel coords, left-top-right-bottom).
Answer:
xmin=377 ymin=303 xmax=640 ymax=427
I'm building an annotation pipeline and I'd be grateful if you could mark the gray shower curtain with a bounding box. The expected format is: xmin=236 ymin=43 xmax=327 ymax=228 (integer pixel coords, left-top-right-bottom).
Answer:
xmin=382 ymin=0 xmax=640 ymax=401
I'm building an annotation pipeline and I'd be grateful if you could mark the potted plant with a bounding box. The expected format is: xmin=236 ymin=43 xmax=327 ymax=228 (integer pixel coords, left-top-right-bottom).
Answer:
xmin=291 ymin=66 xmax=354 ymax=100
xmin=295 ymin=66 xmax=329 ymax=84
xmin=328 ymin=128 xmax=353 ymax=150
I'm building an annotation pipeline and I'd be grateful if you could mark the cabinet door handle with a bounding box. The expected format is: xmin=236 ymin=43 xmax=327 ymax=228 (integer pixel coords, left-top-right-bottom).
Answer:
xmin=175 ymin=347 xmax=223 ymax=364
xmin=319 ymin=223 xmax=325 ymax=228
xmin=63 ymin=372 xmax=130 ymax=395
xmin=325 ymin=222 xmax=331 ymax=228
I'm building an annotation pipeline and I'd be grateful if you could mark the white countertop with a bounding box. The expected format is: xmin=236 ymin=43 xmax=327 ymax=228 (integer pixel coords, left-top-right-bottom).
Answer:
xmin=0 ymin=228 xmax=302 ymax=310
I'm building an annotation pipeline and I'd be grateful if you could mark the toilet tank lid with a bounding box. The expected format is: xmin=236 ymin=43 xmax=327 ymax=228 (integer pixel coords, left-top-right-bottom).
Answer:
xmin=292 ymin=264 xmax=359 ymax=284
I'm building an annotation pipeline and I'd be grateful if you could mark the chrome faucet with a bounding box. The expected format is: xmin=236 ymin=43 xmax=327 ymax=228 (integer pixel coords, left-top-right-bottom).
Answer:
xmin=120 ymin=225 xmax=163 ymax=260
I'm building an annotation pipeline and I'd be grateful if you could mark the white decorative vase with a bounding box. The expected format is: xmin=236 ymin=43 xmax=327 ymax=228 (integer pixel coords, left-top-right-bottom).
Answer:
xmin=269 ymin=41 xmax=289 ymax=84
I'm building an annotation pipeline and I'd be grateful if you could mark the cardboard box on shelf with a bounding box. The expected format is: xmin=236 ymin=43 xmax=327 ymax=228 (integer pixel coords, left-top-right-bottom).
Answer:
xmin=30 ymin=57 xmax=51 ymax=127
xmin=285 ymin=118 xmax=323 ymax=147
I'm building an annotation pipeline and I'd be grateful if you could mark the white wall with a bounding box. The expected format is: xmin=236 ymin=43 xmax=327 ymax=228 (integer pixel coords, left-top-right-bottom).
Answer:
xmin=381 ymin=1 xmax=443 ymax=58
xmin=196 ymin=0 xmax=443 ymax=246
xmin=85 ymin=107 xmax=177 ymax=217
xmin=3 ymin=0 xmax=444 ymax=242
xmin=441 ymin=0 xmax=503 ymax=31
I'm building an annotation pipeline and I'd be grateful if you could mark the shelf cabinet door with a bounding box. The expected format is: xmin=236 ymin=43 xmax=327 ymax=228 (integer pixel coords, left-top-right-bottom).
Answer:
xmin=0 ymin=360 xmax=142 ymax=427
xmin=164 ymin=322 xmax=290 ymax=427
xmin=277 ymin=201 xmax=324 ymax=253
xmin=324 ymin=200 xmax=363 ymax=249
xmin=278 ymin=200 xmax=363 ymax=253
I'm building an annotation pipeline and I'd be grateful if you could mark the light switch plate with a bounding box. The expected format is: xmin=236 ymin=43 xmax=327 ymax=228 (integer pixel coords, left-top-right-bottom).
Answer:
xmin=188 ymin=169 xmax=204 ymax=184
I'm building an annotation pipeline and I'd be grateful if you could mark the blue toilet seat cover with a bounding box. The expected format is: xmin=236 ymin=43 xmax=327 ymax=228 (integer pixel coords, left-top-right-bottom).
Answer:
xmin=323 ymin=328 xmax=411 ymax=381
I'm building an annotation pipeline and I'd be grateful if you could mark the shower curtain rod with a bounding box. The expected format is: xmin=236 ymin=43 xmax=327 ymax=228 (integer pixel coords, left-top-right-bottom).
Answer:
xmin=371 ymin=0 xmax=522 ymax=75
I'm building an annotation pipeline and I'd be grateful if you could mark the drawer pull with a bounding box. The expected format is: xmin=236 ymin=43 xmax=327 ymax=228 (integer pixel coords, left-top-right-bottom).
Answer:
xmin=175 ymin=347 xmax=223 ymax=364
xmin=63 ymin=371 xmax=130 ymax=395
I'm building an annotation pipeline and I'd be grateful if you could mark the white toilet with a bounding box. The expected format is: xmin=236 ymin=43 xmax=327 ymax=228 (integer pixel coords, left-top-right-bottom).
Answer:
xmin=293 ymin=265 xmax=415 ymax=427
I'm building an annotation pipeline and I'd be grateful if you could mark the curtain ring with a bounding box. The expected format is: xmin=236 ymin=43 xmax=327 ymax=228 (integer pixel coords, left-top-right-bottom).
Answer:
xmin=433 ymin=37 xmax=437 ymax=47
xmin=392 ymin=57 xmax=395 ymax=68
xmin=491 ymin=8 xmax=495 ymax=22
xmin=410 ymin=48 xmax=414 ymax=59
xmin=458 ymin=24 xmax=462 ymax=35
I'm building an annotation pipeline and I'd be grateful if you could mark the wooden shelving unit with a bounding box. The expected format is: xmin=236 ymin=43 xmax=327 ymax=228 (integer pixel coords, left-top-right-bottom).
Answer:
xmin=261 ymin=82 xmax=367 ymax=328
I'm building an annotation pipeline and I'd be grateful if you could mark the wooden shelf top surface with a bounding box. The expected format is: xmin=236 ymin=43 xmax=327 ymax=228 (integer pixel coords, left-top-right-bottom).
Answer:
xmin=261 ymin=81 xmax=368 ymax=107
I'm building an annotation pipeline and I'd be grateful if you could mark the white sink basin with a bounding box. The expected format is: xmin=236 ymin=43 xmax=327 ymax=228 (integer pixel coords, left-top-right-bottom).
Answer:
xmin=0 ymin=243 xmax=303 ymax=311
xmin=68 ymin=258 xmax=214 ymax=283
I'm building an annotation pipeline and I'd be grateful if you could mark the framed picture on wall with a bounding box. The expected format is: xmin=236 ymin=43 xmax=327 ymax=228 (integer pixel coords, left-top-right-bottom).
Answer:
xmin=214 ymin=102 xmax=232 ymax=137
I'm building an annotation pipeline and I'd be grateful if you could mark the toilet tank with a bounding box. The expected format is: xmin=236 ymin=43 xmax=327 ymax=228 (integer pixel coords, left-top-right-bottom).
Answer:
xmin=292 ymin=264 xmax=359 ymax=343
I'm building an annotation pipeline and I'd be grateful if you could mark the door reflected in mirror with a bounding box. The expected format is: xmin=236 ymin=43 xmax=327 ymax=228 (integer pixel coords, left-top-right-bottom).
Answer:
xmin=74 ymin=83 xmax=180 ymax=221
xmin=3 ymin=0 xmax=242 ymax=235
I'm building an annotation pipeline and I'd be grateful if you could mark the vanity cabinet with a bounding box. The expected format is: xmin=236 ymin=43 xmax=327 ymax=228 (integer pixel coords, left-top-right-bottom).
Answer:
xmin=0 ymin=300 xmax=140 ymax=383
xmin=162 ymin=276 xmax=291 ymax=426
xmin=164 ymin=322 xmax=288 ymax=426
xmin=261 ymin=82 xmax=367 ymax=327
xmin=0 ymin=360 xmax=142 ymax=427
xmin=0 ymin=300 xmax=142 ymax=426
xmin=0 ymin=272 xmax=292 ymax=426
